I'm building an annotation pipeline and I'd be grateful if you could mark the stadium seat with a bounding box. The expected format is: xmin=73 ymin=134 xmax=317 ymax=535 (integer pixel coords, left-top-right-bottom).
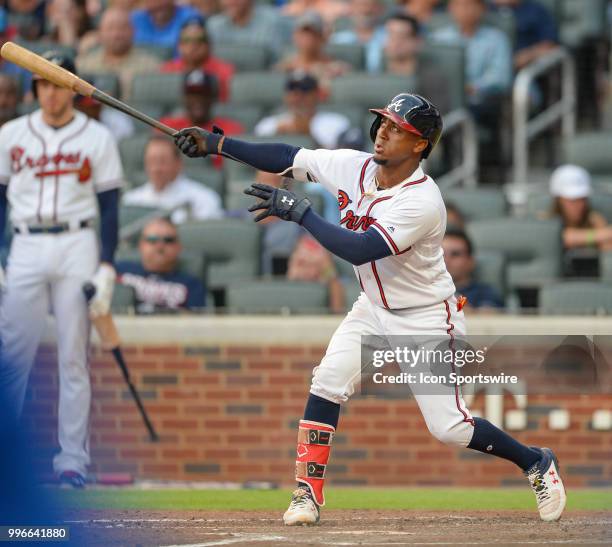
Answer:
xmin=181 ymin=160 xmax=225 ymax=197
xmin=80 ymin=72 xmax=120 ymax=97
xmin=325 ymin=43 xmax=365 ymax=70
xmin=600 ymin=252 xmax=612 ymax=280
xmin=177 ymin=219 xmax=261 ymax=290
xmin=563 ymin=131 xmax=612 ymax=176
xmin=474 ymin=250 xmax=506 ymax=298
xmin=135 ymin=45 xmax=173 ymax=61
xmin=526 ymin=191 xmax=612 ymax=223
xmin=118 ymin=134 xmax=150 ymax=178
xmin=212 ymin=103 xmax=264 ymax=132
xmin=466 ymin=218 xmax=562 ymax=290
xmin=539 ymin=281 xmax=612 ymax=315
xmin=341 ymin=278 xmax=363 ymax=311
xmin=226 ymin=280 xmax=328 ymax=314
xmin=318 ymin=104 xmax=364 ymax=128
xmin=427 ymin=11 xmax=516 ymax=47
xmin=330 ymin=73 xmax=416 ymax=108
xmin=558 ymin=0 xmax=608 ymax=48
xmin=111 ymin=284 xmax=136 ymax=314
xmin=443 ymin=188 xmax=506 ymax=221
xmin=119 ymin=205 xmax=161 ymax=229
xmin=418 ymin=43 xmax=466 ymax=111
xmin=230 ymin=72 xmax=286 ymax=109
xmin=131 ymin=73 xmax=183 ymax=113
xmin=214 ymin=43 xmax=269 ymax=71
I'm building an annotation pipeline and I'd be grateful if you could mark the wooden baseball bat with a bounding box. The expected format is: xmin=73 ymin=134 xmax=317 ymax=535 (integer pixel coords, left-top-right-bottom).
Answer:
xmin=0 ymin=41 xmax=176 ymax=136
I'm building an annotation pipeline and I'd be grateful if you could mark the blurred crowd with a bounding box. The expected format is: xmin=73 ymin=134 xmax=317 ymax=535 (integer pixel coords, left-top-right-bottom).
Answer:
xmin=1 ymin=0 xmax=612 ymax=315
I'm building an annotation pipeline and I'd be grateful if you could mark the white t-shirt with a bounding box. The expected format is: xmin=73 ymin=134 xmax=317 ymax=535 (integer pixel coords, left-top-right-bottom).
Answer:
xmin=122 ymin=174 xmax=223 ymax=224
xmin=0 ymin=110 xmax=123 ymax=224
xmin=290 ymin=148 xmax=455 ymax=309
xmin=254 ymin=111 xmax=351 ymax=149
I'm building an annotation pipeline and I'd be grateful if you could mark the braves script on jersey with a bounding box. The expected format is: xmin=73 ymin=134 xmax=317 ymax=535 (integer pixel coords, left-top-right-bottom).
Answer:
xmin=291 ymin=148 xmax=455 ymax=309
xmin=0 ymin=110 xmax=122 ymax=224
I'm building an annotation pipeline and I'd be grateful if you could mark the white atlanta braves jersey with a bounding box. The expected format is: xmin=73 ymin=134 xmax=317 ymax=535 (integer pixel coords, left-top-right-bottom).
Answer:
xmin=0 ymin=110 xmax=123 ymax=225
xmin=292 ymin=148 xmax=455 ymax=309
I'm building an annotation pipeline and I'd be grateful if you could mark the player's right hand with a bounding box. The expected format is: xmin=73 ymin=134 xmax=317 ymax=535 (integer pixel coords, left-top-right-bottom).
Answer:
xmin=174 ymin=126 xmax=225 ymax=158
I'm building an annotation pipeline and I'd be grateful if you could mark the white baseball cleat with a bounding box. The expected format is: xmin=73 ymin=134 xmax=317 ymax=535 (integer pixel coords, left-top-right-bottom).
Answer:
xmin=283 ymin=486 xmax=320 ymax=526
xmin=525 ymin=447 xmax=567 ymax=522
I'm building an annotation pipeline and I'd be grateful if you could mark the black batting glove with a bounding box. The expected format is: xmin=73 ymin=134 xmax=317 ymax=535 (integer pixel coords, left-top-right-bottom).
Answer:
xmin=174 ymin=125 xmax=224 ymax=158
xmin=244 ymin=183 xmax=312 ymax=224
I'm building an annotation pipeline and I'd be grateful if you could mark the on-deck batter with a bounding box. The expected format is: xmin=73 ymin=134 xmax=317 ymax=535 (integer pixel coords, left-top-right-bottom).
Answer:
xmin=173 ymin=93 xmax=566 ymax=525
xmin=0 ymin=52 xmax=123 ymax=487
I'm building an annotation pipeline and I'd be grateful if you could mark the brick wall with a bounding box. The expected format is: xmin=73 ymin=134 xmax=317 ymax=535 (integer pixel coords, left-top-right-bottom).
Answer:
xmin=23 ymin=342 xmax=611 ymax=487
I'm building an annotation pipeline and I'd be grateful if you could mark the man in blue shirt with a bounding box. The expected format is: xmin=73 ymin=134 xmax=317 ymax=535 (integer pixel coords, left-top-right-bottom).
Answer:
xmin=116 ymin=218 xmax=206 ymax=313
xmin=130 ymin=0 xmax=201 ymax=54
xmin=442 ymin=228 xmax=504 ymax=311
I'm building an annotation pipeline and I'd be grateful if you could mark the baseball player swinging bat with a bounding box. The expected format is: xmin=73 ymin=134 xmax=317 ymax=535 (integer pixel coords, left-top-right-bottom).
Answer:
xmin=83 ymin=283 xmax=159 ymax=442
xmin=0 ymin=42 xmax=176 ymax=136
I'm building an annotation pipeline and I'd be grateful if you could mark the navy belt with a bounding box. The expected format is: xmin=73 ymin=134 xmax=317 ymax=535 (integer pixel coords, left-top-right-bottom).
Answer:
xmin=14 ymin=219 xmax=94 ymax=234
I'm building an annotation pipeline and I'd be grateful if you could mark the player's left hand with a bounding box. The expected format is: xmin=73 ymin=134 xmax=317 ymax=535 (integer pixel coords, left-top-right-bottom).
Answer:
xmin=88 ymin=263 xmax=116 ymax=318
xmin=244 ymin=183 xmax=311 ymax=224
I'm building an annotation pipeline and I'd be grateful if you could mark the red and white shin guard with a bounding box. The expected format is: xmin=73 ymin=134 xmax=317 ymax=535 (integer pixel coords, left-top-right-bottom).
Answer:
xmin=294 ymin=419 xmax=335 ymax=506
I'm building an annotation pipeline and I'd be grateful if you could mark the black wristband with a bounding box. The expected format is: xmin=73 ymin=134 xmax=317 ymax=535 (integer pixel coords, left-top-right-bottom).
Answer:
xmin=205 ymin=131 xmax=222 ymax=155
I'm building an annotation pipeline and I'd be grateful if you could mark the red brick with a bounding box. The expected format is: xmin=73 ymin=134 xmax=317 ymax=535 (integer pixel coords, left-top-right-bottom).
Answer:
xmin=204 ymin=419 xmax=241 ymax=429
xmin=142 ymin=463 xmax=180 ymax=474
xmin=159 ymin=389 xmax=201 ymax=400
xmin=228 ymin=434 xmax=263 ymax=444
xmin=269 ymin=375 xmax=304 ymax=386
xmin=267 ymin=346 xmax=305 ymax=356
xmin=183 ymin=375 xmax=221 ymax=385
xmin=204 ymin=449 xmax=241 ymax=459
xmin=161 ymin=419 xmax=199 ymax=430
xmin=162 ymin=449 xmax=200 ymax=459
xmin=206 ymin=389 xmax=242 ymax=400
xmin=227 ymin=347 xmax=263 ymax=356
xmin=246 ymin=389 xmax=284 ymax=400
xmin=120 ymin=448 xmax=159 ymax=459
xmin=164 ymin=359 xmax=201 ymax=371
xmin=226 ymin=464 xmax=265 ymax=473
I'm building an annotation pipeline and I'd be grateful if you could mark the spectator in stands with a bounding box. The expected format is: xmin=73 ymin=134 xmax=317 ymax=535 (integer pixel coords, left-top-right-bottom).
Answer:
xmin=122 ymin=135 xmax=223 ymax=223
xmin=397 ymin=0 xmax=442 ymax=32
xmin=282 ymin=0 xmax=350 ymax=26
xmin=549 ymin=165 xmax=612 ymax=251
xmin=76 ymin=7 xmax=160 ymax=101
xmin=116 ymin=218 xmax=206 ymax=313
xmin=445 ymin=201 xmax=466 ymax=230
xmin=0 ymin=75 xmax=19 ymax=127
xmin=443 ymin=227 xmax=504 ymax=311
xmin=275 ymin=12 xmax=351 ymax=97
xmin=383 ymin=13 xmax=450 ymax=113
xmin=432 ymin=0 xmax=512 ymax=111
xmin=160 ymin=69 xmax=244 ymax=134
xmin=492 ymin=0 xmax=557 ymax=69
xmin=130 ymin=0 xmax=201 ymax=53
xmin=330 ymin=0 xmax=387 ymax=72
xmin=255 ymin=72 xmax=351 ymax=149
xmin=287 ymin=235 xmax=345 ymax=313
xmin=207 ymin=0 xmax=286 ymax=61
xmin=6 ymin=0 xmax=46 ymax=41
xmin=47 ymin=0 xmax=94 ymax=48
xmin=161 ymin=17 xmax=234 ymax=102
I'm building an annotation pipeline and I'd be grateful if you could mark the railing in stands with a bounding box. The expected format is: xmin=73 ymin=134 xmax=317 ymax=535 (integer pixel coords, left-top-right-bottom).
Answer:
xmin=512 ymin=47 xmax=576 ymax=185
xmin=434 ymin=108 xmax=479 ymax=189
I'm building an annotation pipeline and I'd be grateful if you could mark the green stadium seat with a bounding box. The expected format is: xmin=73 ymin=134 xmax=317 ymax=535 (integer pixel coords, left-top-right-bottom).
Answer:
xmin=558 ymin=0 xmax=608 ymax=48
xmin=177 ymin=219 xmax=261 ymax=290
xmin=214 ymin=43 xmax=269 ymax=71
xmin=318 ymin=104 xmax=364 ymax=128
xmin=418 ymin=43 xmax=466 ymax=111
xmin=325 ymin=43 xmax=365 ymax=70
xmin=111 ymin=284 xmax=136 ymax=314
xmin=118 ymin=134 xmax=150 ymax=178
xmin=539 ymin=281 xmax=612 ymax=315
xmin=135 ymin=45 xmax=173 ymax=61
xmin=119 ymin=205 xmax=162 ymax=229
xmin=443 ymin=188 xmax=506 ymax=221
xmin=600 ymin=252 xmax=612 ymax=280
xmin=526 ymin=191 xmax=612 ymax=223
xmin=330 ymin=73 xmax=416 ymax=107
xmin=181 ymin=160 xmax=225 ymax=197
xmin=227 ymin=280 xmax=328 ymax=314
xmin=563 ymin=131 xmax=612 ymax=175
xmin=467 ymin=218 xmax=562 ymax=290
xmin=474 ymin=251 xmax=506 ymax=298
xmin=80 ymin=72 xmax=120 ymax=97
xmin=230 ymin=72 xmax=286 ymax=108
xmin=115 ymin=248 xmax=207 ymax=285
xmin=341 ymin=278 xmax=363 ymax=311
xmin=241 ymin=133 xmax=316 ymax=149
xmin=212 ymin=103 xmax=264 ymax=132
xmin=131 ymin=73 xmax=183 ymax=113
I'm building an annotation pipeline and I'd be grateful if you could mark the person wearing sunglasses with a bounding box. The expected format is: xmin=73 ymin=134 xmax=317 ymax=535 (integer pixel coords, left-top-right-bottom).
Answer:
xmin=442 ymin=227 xmax=503 ymax=311
xmin=161 ymin=17 xmax=234 ymax=102
xmin=115 ymin=217 xmax=206 ymax=313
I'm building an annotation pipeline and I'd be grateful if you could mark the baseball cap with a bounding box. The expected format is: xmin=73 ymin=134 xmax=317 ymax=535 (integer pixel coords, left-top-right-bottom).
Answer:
xmin=549 ymin=164 xmax=592 ymax=199
xmin=183 ymin=69 xmax=217 ymax=94
xmin=286 ymin=71 xmax=318 ymax=92
xmin=295 ymin=11 xmax=324 ymax=34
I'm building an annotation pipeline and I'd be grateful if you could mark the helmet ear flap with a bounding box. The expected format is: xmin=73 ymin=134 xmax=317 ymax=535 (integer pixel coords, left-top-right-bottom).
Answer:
xmin=370 ymin=115 xmax=382 ymax=143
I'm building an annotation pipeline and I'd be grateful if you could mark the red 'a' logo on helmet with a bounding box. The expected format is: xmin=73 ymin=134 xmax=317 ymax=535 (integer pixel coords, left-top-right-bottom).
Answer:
xmin=337 ymin=190 xmax=351 ymax=211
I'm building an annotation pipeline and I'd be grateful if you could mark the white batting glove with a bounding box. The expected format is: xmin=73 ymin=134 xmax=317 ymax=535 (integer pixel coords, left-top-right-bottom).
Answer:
xmin=88 ymin=263 xmax=115 ymax=318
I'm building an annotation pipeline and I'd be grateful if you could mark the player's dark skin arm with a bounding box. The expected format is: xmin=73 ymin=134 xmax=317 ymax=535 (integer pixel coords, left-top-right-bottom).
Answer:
xmin=96 ymin=188 xmax=119 ymax=265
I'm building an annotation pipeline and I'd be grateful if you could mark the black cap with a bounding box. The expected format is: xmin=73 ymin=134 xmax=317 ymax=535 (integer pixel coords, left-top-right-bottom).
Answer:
xmin=286 ymin=71 xmax=318 ymax=92
xmin=184 ymin=69 xmax=218 ymax=94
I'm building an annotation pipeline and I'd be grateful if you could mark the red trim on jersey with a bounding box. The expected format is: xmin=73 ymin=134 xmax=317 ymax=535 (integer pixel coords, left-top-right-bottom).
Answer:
xmin=365 ymin=196 xmax=391 ymax=218
xmin=371 ymin=261 xmax=390 ymax=309
xmin=444 ymin=299 xmax=475 ymax=427
xmin=358 ymin=157 xmax=371 ymax=195
xmin=401 ymin=176 xmax=427 ymax=188
xmin=27 ymin=115 xmax=47 ymax=223
xmin=55 ymin=117 xmax=90 ymax=222
xmin=372 ymin=221 xmax=399 ymax=254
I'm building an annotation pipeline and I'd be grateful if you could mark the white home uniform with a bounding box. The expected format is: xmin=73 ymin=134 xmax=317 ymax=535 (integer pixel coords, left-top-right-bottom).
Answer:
xmin=0 ymin=109 xmax=123 ymax=475
xmin=290 ymin=148 xmax=475 ymax=447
